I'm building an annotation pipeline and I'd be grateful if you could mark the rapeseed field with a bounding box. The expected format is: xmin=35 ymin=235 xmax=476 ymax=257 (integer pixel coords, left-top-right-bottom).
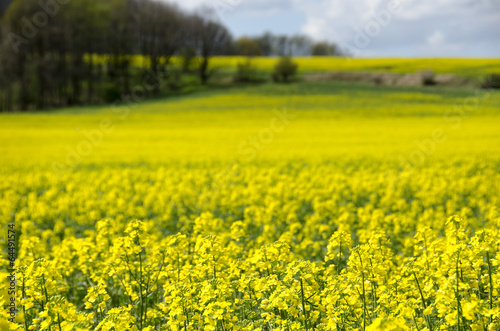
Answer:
xmin=93 ymin=56 xmax=500 ymax=78
xmin=1 ymin=81 xmax=499 ymax=330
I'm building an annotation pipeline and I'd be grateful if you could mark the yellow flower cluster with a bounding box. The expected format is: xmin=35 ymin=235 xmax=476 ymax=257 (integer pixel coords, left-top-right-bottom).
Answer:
xmin=1 ymin=160 xmax=499 ymax=330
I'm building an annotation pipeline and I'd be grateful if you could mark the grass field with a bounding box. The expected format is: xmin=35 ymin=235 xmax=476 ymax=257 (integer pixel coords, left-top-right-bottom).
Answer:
xmin=1 ymin=80 xmax=500 ymax=330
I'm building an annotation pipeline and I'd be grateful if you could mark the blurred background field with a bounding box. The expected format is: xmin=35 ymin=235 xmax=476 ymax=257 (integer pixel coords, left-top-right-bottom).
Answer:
xmin=207 ymin=57 xmax=500 ymax=77
xmin=115 ymin=55 xmax=500 ymax=82
xmin=117 ymin=56 xmax=500 ymax=77
xmin=1 ymin=80 xmax=499 ymax=171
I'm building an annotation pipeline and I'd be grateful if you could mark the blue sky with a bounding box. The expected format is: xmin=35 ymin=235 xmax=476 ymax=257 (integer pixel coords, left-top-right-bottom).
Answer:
xmin=167 ymin=0 xmax=500 ymax=57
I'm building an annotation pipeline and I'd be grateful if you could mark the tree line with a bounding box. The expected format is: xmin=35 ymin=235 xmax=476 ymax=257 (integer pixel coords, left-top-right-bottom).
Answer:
xmin=235 ymin=33 xmax=342 ymax=57
xmin=0 ymin=0 xmax=342 ymax=111
xmin=0 ymin=0 xmax=234 ymax=111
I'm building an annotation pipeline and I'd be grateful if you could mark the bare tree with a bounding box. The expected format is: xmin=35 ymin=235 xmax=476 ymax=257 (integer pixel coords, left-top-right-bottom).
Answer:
xmin=187 ymin=9 xmax=232 ymax=84
xmin=290 ymin=35 xmax=313 ymax=56
xmin=253 ymin=32 xmax=273 ymax=56
xmin=312 ymin=41 xmax=340 ymax=56
xmin=138 ymin=0 xmax=183 ymax=94
xmin=0 ymin=0 xmax=235 ymax=111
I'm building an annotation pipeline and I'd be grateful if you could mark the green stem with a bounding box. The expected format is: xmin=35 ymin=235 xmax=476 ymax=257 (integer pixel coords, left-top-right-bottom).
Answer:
xmin=57 ymin=313 xmax=62 ymax=331
xmin=412 ymin=314 xmax=422 ymax=331
xmin=412 ymin=271 xmax=433 ymax=331
xmin=456 ymin=251 xmax=461 ymax=331
xmin=300 ymin=277 xmax=309 ymax=331
xmin=338 ymin=241 xmax=342 ymax=275
xmin=22 ymin=274 xmax=29 ymax=331
xmin=356 ymin=250 xmax=367 ymax=331
xmin=486 ymin=251 xmax=493 ymax=324
xmin=139 ymin=247 xmax=144 ymax=331
xmin=361 ymin=270 xmax=367 ymax=331
xmin=41 ymin=274 xmax=51 ymax=331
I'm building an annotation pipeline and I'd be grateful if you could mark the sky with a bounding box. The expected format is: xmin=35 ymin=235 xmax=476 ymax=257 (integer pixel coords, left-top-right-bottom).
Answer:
xmin=167 ymin=0 xmax=500 ymax=57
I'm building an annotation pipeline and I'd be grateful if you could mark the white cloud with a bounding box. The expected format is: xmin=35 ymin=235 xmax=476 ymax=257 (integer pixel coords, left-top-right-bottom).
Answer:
xmin=297 ymin=0 xmax=500 ymax=56
xmin=165 ymin=0 xmax=291 ymax=15
xmin=163 ymin=0 xmax=500 ymax=56
xmin=427 ymin=31 xmax=444 ymax=46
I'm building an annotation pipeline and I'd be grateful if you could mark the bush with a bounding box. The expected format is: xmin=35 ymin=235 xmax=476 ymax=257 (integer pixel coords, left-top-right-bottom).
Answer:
xmin=168 ymin=67 xmax=183 ymax=91
xmin=180 ymin=48 xmax=196 ymax=73
xmin=103 ymin=83 xmax=121 ymax=103
xmin=420 ymin=69 xmax=435 ymax=86
xmin=234 ymin=58 xmax=258 ymax=82
xmin=272 ymin=56 xmax=298 ymax=83
xmin=482 ymin=74 xmax=500 ymax=89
